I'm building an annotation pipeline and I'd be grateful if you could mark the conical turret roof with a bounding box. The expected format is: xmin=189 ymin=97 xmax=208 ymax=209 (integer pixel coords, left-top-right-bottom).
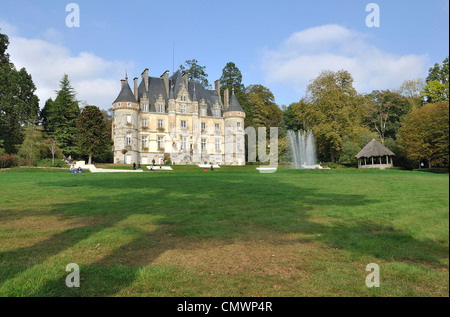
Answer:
xmin=225 ymin=88 xmax=244 ymax=112
xmin=113 ymin=80 xmax=137 ymax=104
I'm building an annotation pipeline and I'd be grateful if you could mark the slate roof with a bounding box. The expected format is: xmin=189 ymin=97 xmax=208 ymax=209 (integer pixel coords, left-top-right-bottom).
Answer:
xmin=355 ymin=139 xmax=395 ymax=158
xmin=113 ymin=81 xmax=137 ymax=103
xmin=225 ymin=89 xmax=244 ymax=112
xmin=114 ymin=69 xmax=244 ymax=117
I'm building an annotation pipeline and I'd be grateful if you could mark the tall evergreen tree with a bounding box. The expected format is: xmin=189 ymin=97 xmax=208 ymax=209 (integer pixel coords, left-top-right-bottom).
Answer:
xmin=220 ymin=62 xmax=245 ymax=92
xmin=76 ymin=105 xmax=108 ymax=164
xmin=41 ymin=74 xmax=80 ymax=156
xmin=219 ymin=62 xmax=252 ymax=127
xmin=179 ymin=59 xmax=210 ymax=88
xmin=422 ymin=57 xmax=449 ymax=104
xmin=0 ymin=30 xmax=39 ymax=154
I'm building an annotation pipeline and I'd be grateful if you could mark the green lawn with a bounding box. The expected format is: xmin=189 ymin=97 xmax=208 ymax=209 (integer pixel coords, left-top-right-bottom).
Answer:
xmin=0 ymin=166 xmax=448 ymax=296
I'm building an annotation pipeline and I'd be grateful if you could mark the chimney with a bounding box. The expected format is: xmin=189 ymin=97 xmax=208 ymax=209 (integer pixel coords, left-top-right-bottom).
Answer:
xmin=214 ymin=80 xmax=220 ymax=96
xmin=224 ymin=88 xmax=229 ymax=109
xmin=121 ymin=79 xmax=126 ymax=88
xmin=133 ymin=77 xmax=138 ymax=100
xmin=141 ymin=68 xmax=149 ymax=91
xmin=161 ymin=70 xmax=169 ymax=97
xmin=182 ymin=72 xmax=189 ymax=89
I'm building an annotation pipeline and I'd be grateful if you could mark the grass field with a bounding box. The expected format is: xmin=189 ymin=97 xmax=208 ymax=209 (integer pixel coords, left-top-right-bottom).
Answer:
xmin=0 ymin=166 xmax=448 ymax=296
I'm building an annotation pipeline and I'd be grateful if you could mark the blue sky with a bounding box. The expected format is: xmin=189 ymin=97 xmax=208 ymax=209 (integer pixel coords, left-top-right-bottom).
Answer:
xmin=0 ymin=0 xmax=448 ymax=109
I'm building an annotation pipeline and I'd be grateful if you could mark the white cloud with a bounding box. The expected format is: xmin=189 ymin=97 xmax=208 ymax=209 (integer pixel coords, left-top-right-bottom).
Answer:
xmin=261 ymin=24 xmax=428 ymax=95
xmin=1 ymin=22 xmax=133 ymax=110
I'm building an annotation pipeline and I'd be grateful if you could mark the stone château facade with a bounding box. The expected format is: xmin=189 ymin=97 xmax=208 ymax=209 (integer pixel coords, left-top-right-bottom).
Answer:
xmin=112 ymin=68 xmax=246 ymax=165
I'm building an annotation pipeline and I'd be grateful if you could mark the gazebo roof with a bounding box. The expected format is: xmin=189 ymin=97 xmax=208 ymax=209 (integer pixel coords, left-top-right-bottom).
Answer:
xmin=355 ymin=139 xmax=395 ymax=159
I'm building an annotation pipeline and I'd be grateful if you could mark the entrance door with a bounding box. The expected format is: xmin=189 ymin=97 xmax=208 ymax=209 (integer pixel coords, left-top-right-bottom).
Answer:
xmin=125 ymin=155 xmax=131 ymax=164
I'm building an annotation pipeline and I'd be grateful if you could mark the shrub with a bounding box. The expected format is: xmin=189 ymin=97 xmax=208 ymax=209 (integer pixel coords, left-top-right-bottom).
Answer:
xmin=18 ymin=157 xmax=36 ymax=167
xmin=0 ymin=154 xmax=19 ymax=168
xmin=36 ymin=159 xmax=67 ymax=167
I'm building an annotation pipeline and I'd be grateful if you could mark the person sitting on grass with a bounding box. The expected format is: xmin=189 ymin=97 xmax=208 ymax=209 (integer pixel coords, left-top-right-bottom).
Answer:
xmin=77 ymin=167 xmax=83 ymax=173
xmin=70 ymin=164 xmax=75 ymax=173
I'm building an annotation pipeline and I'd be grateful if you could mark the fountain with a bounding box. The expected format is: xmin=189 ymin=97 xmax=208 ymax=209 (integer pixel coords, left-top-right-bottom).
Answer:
xmin=287 ymin=130 xmax=324 ymax=169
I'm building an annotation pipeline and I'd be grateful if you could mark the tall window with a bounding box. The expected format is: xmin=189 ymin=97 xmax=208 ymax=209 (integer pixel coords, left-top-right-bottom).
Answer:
xmin=201 ymin=122 xmax=206 ymax=130
xmin=237 ymin=122 xmax=241 ymax=129
xmin=201 ymin=138 xmax=206 ymax=150
xmin=126 ymin=133 xmax=131 ymax=146
xmin=142 ymin=103 xmax=148 ymax=112
xmin=126 ymin=115 xmax=131 ymax=123
xmin=141 ymin=136 xmax=147 ymax=148
xmin=181 ymin=137 xmax=187 ymax=150
xmin=158 ymin=136 xmax=164 ymax=149
xmin=158 ymin=104 xmax=164 ymax=113
xmin=215 ymin=123 xmax=220 ymax=131
xmin=142 ymin=119 xmax=147 ymax=127
xmin=158 ymin=119 xmax=164 ymax=128
xmin=180 ymin=120 xmax=186 ymax=129
xmin=215 ymin=139 xmax=221 ymax=151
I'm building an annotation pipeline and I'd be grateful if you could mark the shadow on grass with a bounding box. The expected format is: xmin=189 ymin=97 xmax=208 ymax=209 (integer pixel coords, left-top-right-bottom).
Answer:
xmin=0 ymin=170 xmax=447 ymax=296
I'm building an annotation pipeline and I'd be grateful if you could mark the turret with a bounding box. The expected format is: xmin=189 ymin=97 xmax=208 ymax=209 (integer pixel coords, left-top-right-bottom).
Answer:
xmin=224 ymin=88 xmax=246 ymax=165
xmin=112 ymin=77 xmax=140 ymax=165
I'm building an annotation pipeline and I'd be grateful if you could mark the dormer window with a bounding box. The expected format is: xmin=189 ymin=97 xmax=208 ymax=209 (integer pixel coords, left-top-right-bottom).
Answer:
xmin=181 ymin=105 xmax=186 ymax=114
xmin=201 ymin=108 xmax=207 ymax=116
xmin=158 ymin=104 xmax=164 ymax=113
xmin=214 ymin=109 xmax=220 ymax=117
xmin=142 ymin=103 xmax=148 ymax=112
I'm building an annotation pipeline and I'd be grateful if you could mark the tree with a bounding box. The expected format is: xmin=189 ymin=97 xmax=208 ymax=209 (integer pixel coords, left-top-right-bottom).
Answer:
xmin=426 ymin=57 xmax=449 ymax=83
xmin=422 ymin=57 xmax=449 ymax=104
xmin=76 ymin=105 xmax=108 ymax=164
xmin=364 ymin=90 xmax=411 ymax=143
xmin=283 ymin=103 xmax=304 ymax=132
xmin=421 ymin=78 xmax=449 ymax=103
xmin=179 ymin=59 xmax=209 ymax=88
xmin=397 ymin=101 xmax=449 ymax=168
xmin=17 ymin=125 xmax=48 ymax=162
xmin=40 ymin=74 xmax=80 ymax=156
xmin=47 ymin=137 xmax=61 ymax=166
xmin=220 ymin=62 xmax=245 ymax=92
xmin=0 ymin=31 xmax=40 ymax=154
xmin=246 ymin=85 xmax=283 ymax=130
xmin=399 ymin=78 xmax=425 ymax=109
xmin=292 ymin=70 xmax=365 ymax=162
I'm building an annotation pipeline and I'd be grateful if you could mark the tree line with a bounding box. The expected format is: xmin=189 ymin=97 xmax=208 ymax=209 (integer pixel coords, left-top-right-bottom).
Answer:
xmin=190 ymin=57 xmax=449 ymax=169
xmin=1 ymin=27 xmax=448 ymax=169
xmin=0 ymin=31 xmax=112 ymax=167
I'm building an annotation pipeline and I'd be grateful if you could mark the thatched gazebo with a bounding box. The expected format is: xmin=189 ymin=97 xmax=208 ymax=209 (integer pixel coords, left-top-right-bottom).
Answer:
xmin=355 ymin=139 xmax=395 ymax=169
